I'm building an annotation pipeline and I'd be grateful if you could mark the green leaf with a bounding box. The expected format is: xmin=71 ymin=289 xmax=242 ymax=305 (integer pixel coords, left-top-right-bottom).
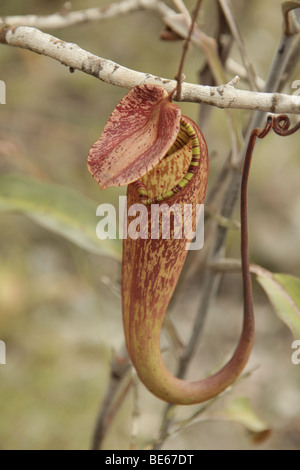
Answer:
xmin=217 ymin=397 xmax=271 ymax=444
xmin=256 ymin=269 xmax=300 ymax=339
xmin=0 ymin=175 xmax=122 ymax=261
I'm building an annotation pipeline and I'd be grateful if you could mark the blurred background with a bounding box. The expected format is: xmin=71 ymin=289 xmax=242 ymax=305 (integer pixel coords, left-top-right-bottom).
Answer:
xmin=0 ymin=0 xmax=299 ymax=450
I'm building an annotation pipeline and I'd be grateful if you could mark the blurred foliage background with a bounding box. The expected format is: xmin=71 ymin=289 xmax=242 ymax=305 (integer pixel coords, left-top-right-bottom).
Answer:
xmin=0 ymin=0 xmax=299 ymax=450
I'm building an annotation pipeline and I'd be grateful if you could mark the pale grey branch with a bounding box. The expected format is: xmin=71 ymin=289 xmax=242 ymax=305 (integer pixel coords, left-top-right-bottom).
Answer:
xmin=0 ymin=0 xmax=172 ymax=30
xmin=0 ymin=25 xmax=300 ymax=114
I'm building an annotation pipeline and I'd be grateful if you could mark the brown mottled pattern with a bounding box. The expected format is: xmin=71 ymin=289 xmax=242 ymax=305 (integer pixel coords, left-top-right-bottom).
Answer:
xmin=139 ymin=142 xmax=192 ymax=198
xmin=87 ymin=84 xmax=181 ymax=189
xmin=122 ymin=116 xmax=210 ymax=404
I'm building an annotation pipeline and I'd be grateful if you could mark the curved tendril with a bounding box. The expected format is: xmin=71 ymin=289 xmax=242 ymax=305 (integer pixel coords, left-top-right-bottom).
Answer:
xmin=272 ymin=115 xmax=300 ymax=136
xmin=241 ymin=114 xmax=300 ymax=395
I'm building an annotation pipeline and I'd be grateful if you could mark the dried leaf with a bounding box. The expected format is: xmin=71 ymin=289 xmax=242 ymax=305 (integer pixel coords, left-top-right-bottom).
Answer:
xmin=214 ymin=397 xmax=271 ymax=444
xmin=256 ymin=269 xmax=300 ymax=339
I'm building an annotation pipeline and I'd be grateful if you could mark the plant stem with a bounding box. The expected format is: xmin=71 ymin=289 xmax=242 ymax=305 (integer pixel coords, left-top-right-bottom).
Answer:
xmin=175 ymin=0 xmax=203 ymax=100
xmin=91 ymin=346 xmax=131 ymax=450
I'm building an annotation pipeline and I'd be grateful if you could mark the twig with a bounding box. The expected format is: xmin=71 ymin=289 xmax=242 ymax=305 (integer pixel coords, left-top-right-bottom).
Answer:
xmin=165 ymin=367 xmax=259 ymax=440
xmin=130 ymin=370 xmax=140 ymax=450
xmin=0 ymin=25 xmax=299 ymax=113
xmin=172 ymin=0 xmax=191 ymax=18
xmin=218 ymin=0 xmax=259 ymax=91
xmin=0 ymin=0 xmax=172 ymax=30
xmin=278 ymin=36 xmax=300 ymax=92
xmin=174 ymin=0 xmax=203 ymax=100
xmin=205 ymin=154 xmax=231 ymax=206
xmin=91 ymin=346 xmax=132 ymax=451
xmin=164 ymin=313 xmax=185 ymax=359
xmin=226 ymin=58 xmax=265 ymax=90
xmin=164 ymin=4 xmax=249 ymax=156
xmin=198 ymin=3 xmax=233 ymax=134
xmin=205 ymin=207 xmax=240 ymax=231
xmin=152 ymin=361 xmax=258 ymax=448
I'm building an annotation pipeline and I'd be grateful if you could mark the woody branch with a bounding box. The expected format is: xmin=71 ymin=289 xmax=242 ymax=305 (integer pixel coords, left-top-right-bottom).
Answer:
xmin=0 ymin=0 xmax=172 ymax=30
xmin=0 ymin=25 xmax=300 ymax=114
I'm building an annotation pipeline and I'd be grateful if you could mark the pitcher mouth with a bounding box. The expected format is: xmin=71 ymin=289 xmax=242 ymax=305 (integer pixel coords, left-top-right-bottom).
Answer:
xmin=134 ymin=116 xmax=201 ymax=205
